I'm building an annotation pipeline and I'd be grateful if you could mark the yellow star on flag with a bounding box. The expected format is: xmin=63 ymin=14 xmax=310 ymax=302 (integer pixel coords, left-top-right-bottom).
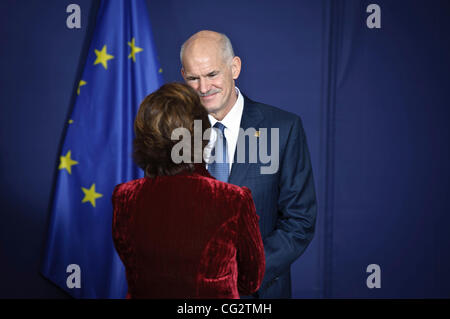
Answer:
xmin=128 ymin=38 xmax=143 ymax=63
xmin=58 ymin=150 xmax=78 ymax=174
xmin=94 ymin=45 xmax=114 ymax=69
xmin=81 ymin=183 xmax=103 ymax=207
xmin=77 ymin=80 xmax=87 ymax=95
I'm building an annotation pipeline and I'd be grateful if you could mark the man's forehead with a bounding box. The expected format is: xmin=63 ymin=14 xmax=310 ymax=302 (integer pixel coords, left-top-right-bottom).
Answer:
xmin=183 ymin=53 xmax=223 ymax=74
xmin=185 ymin=46 xmax=220 ymax=62
xmin=183 ymin=64 xmax=219 ymax=77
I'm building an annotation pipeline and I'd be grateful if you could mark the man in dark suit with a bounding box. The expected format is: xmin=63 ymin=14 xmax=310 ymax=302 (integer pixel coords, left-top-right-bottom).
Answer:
xmin=180 ymin=30 xmax=317 ymax=298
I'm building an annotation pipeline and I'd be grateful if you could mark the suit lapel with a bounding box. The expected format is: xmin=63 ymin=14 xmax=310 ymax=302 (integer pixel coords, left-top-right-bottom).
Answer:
xmin=228 ymin=95 xmax=264 ymax=185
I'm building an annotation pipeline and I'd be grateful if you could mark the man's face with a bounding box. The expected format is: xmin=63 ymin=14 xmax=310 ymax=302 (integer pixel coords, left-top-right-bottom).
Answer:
xmin=181 ymin=44 xmax=241 ymax=120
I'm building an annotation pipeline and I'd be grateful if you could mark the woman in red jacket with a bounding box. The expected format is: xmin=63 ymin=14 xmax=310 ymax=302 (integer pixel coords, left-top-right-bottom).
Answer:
xmin=112 ymin=82 xmax=265 ymax=299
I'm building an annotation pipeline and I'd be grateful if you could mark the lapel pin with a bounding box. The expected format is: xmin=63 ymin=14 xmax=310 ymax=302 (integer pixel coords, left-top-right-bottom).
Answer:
xmin=254 ymin=130 xmax=260 ymax=137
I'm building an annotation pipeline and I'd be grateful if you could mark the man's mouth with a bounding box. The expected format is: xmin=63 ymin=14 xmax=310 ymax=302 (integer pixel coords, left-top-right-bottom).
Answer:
xmin=201 ymin=92 xmax=218 ymax=100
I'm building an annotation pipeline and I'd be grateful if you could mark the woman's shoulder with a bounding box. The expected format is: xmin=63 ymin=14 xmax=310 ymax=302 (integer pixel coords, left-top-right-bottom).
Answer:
xmin=112 ymin=178 xmax=146 ymax=199
xmin=196 ymin=175 xmax=254 ymax=203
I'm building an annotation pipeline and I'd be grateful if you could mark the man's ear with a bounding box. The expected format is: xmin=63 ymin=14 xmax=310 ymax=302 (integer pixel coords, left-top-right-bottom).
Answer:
xmin=231 ymin=56 xmax=241 ymax=80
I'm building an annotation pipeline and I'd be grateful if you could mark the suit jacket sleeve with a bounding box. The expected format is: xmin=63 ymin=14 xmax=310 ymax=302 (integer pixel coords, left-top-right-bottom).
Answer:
xmin=236 ymin=187 xmax=266 ymax=295
xmin=261 ymin=116 xmax=317 ymax=290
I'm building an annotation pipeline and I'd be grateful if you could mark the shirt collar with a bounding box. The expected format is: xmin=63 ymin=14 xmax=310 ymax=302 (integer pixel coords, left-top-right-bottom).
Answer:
xmin=208 ymin=87 xmax=244 ymax=131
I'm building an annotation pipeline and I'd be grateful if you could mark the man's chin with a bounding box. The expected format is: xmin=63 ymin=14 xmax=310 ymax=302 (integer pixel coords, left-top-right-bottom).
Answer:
xmin=202 ymin=104 xmax=221 ymax=115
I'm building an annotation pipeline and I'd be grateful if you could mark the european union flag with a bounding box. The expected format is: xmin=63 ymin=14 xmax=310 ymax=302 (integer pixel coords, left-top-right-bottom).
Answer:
xmin=41 ymin=0 xmax=163 ymax=298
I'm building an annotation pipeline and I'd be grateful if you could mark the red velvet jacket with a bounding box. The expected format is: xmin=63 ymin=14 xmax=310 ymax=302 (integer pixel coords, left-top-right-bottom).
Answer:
xmin=112 ymin=164 xmax=265 ymax=299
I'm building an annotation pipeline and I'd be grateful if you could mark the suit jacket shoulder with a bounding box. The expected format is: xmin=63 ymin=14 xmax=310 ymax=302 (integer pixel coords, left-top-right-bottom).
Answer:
xmin=243 ymin=95 xmax=303 ymax=128
xmin=242 ymin=95 xmax=306 ymax=150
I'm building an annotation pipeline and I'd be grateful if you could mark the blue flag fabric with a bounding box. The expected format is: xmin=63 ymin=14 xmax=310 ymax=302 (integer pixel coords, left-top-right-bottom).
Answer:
xmin=41 ymin=0 xmax=163 ymax=298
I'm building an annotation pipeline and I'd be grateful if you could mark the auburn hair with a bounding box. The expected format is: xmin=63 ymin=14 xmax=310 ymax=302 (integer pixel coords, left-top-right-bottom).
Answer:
xmin=133 ymin=82 xmax=210 ymax=178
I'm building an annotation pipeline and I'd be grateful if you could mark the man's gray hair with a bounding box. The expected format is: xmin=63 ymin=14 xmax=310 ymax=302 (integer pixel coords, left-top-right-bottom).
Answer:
xmin=180 ymin=32 xmax=235 ymax=65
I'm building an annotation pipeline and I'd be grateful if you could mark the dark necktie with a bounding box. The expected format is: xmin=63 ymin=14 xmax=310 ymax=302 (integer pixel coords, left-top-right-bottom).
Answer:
xmin=208 ymin=122 xmax=229 ymax=182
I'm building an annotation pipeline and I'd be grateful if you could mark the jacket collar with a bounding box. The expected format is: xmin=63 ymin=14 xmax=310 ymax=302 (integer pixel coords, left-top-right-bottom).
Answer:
xmin=228 ymin=95 xmax=265 ymax=185
xmin=239 ymin=95 xmax=264 ymax=130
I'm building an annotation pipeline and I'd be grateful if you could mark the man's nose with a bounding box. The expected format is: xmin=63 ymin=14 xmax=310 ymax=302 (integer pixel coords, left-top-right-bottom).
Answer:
xmin=198 ymin=78 xmax=210 ymax=94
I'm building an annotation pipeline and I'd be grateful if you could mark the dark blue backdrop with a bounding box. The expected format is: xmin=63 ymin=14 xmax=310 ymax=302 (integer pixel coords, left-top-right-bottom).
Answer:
xmin=0 ymin=0 xmax=449 ymax=298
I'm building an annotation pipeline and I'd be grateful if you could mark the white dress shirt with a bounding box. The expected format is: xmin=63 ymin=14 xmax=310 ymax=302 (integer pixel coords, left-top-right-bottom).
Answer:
xmin=205 ymin=87 xmax=244 ymax=173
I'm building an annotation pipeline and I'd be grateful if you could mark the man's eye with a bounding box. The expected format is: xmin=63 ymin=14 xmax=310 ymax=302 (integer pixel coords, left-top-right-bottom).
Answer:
xmin=208 ymin=73 xmax=217 ymax=78
xmin=187 ymin=77 xmax=198 ymax=81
